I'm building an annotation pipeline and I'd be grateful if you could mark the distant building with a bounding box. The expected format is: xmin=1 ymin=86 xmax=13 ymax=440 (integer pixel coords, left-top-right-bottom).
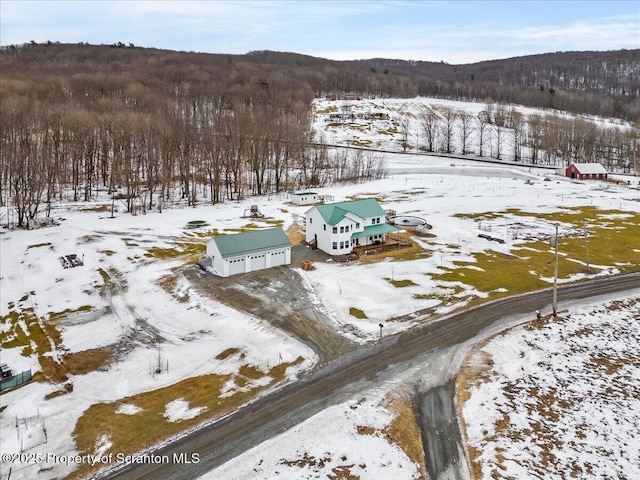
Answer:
xmin=206 ymin=228 xmax=291 ymax=277
xmin=288 ymin=191 xmax=320 ymax=205
xmin=565 ymin=163 xmax=608 ymax=180
xmin=325 ymin=93 xmax=362 ymax=101
xmin=305 ymin=198 xmax=398 ymax=256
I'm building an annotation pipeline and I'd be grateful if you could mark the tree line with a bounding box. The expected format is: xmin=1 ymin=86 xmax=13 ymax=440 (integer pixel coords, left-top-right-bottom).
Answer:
xmin=0 ymin=43 xmax=637 ymax=227
xmin=400 ymin=103 xmax=638 ymax=170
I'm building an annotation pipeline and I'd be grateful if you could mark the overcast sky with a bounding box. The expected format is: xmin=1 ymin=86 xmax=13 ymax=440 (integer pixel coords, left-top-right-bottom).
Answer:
xmin=1 ymin=0 xmax=638 ymax=64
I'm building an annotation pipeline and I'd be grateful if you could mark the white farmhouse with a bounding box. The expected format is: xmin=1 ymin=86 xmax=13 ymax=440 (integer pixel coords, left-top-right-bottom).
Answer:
xmin=305 ymin=198 xmax=399 ymax=256
xmin=206 ymin=227 xmax=291 ymax=277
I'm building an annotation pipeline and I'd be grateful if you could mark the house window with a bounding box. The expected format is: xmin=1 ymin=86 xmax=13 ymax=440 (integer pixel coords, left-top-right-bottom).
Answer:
xmin=309 ymin=217 xmax=312 ymax=223
xmin=323 ymin=224 xmax=326 ymax=231
xmin=340 ymin=226 xmax=344 ymax=233
xmin=332 ymin=242 xmax=337 ymax=250
xmin=333 ymin=227 xmax=337 ymax=233
xmin=356 ymin=222 xmax=360 ymax=229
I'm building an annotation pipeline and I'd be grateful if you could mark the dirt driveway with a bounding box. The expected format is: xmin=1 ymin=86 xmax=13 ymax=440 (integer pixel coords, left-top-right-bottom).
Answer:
xmin=182 ymin=245 xmax=357 ymax=363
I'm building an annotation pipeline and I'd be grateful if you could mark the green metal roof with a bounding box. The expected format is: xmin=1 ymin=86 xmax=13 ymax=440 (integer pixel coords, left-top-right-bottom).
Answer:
xmin=351 ymin=223 xmax=399 ymax=239
xmin=212 ymin=227 xmax=291 ymax=258
xmin=313 ymin=198 xmax=386 ymax=226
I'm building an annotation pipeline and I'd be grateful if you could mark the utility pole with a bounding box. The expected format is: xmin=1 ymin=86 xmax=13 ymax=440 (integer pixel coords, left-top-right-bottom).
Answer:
xmin=505 ymin=219 xmax=509 ymax=256
xmin=553 ymin=223 xmax=559 ymax=318
xmin=584 ymin=219 xmax=590 ymax=273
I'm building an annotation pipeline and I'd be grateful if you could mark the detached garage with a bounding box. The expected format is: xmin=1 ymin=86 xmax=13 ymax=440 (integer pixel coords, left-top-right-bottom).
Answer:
xmin=206 ymin=227 xmax=292 ymax=277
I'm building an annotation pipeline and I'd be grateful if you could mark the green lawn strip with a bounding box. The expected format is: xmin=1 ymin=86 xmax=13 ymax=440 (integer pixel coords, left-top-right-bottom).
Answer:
xmin=70 ymin=357 xmax=303 ymax=479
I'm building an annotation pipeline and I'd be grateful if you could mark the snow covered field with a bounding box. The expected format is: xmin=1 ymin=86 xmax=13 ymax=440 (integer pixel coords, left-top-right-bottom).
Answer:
xmin=460 ymin=297 xmax=640 ymax=480
xmin=1 ymin=96 xmax=639 ymax=480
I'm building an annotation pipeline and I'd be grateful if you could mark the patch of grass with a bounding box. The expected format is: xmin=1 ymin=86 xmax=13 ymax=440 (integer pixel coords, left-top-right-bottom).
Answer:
xmin=145 ymin=242 xmax=205 ymax=261
xmin=349 ymin=307 xmax=368 ymax=319
xmin=48 ymin=305 xmax=92 ymax=322
xmin=70 ymin=357 xmax=303 ymax=479
xmin=44 ymin=382 xmax=74 ymax=400
xmin=215 ymin=348 xmax=240 ymax=360
xmin=383 ymin=391 xmax=427 ymax=479
xmin=314 ymin=105 xmax=338 ymax=114
xmin=413 ymin=284 xmax=465 ymax=303
xmin=79 ymin=204 xmax=111 ymax=213
xmin=27 ymin=242 xmax=53 ymax=249
xmin=183 ymin=228 xmax=220 ymax=238
xmin=454 ymin=211 xmax=503 ymax=221
xmin=262 ymin=219 xmax=284 ymax=226
xmin=353 ymin=231 xmax=425 ymax=263
xmin=438 ymin=207 xmax=640 ymax=300
xmin=238 ymin=363 xmax=264 ymax=380
xmin=2 ymin=303 xmax=100 ymax=386
xmin=97 ymin=268 xmax=110 ymax=285
xmin=386 ymin=278 xmax=418 ymax=288
xmin=286 ymin=224 xmax=306 ymax=245
xmin=64 ymin=348 xmax=114 ymax=375
xmin=436 ymin=250 xmax=549 ymax=299
xmin=156 ymin=273 xmax=188 ymax=303
xmin=350 ymin=139 xmax=373 ymax=147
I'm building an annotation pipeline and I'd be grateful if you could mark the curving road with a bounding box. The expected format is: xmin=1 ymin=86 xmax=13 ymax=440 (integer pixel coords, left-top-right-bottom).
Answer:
xmin=104 ymin=273 xmax=640 ymax=480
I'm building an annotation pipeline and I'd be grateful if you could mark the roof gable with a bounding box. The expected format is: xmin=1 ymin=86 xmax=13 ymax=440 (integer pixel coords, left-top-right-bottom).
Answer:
xmin=312 ymin=198 xmax=386 ymax=226
xmin=211 ymin=227 xmax=291 ymax=258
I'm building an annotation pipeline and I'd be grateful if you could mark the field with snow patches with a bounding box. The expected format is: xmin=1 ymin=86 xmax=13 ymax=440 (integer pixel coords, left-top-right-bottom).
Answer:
xmin=459 ymin=298 xmax=640 ymax=480
xmin=1 ymin=96 xmax=639 ymax=480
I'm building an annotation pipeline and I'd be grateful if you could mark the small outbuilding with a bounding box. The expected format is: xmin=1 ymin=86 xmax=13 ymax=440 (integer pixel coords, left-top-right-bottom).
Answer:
xmin=205 ymin=227 xmax=291 ymax=277
xmin=565 ymin=163 xmax=608 ymax=180
xmin=288 ymin=191 xmax=320 ymax=205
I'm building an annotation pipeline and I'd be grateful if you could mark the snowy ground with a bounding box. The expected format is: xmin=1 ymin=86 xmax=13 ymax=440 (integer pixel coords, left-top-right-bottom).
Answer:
xmin=311 ymin=96 xmax=634 ymax=161
xmin=460 ymin=297 xmax=640 ymax=480
xmin=1 ymin=96 xmax=639 ymax=480
xmin=205 ymin=385 xmax=422 ymax=480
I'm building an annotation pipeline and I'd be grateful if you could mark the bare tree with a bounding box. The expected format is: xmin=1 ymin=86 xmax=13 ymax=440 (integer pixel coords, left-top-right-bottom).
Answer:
xmin=457 ymin=110 xmax=473 ymax=155
xmin=476 ymin=109 xmax=491 ymax=157
xmin=419 ymin=106 xmax=439 ymax=152
xmin=438 ymin=106 xmax=457 ymax=154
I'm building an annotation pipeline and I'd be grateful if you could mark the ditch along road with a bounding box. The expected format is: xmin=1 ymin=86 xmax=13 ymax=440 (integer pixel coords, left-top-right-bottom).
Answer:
xmin=105 ymin=273 xmax=640 ymax=480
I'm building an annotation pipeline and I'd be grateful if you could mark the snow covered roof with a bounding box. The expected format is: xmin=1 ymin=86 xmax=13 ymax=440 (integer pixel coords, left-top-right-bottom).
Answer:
xmin=311 ymin=198 xmax=386 ymax=225
xmin=209 ymin=227 xmax=291 ymax=257
xmin=569 ymin=163 xmax=608 ymax=174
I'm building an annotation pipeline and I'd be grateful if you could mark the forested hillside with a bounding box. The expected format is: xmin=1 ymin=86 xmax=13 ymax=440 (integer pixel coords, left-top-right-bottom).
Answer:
xmin=1 ymin=43 xmax=638 ymax=228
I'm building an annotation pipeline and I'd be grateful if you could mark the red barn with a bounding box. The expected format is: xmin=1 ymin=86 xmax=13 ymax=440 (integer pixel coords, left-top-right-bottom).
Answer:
xmin=565 ymin=163 xmax=608 ymax=180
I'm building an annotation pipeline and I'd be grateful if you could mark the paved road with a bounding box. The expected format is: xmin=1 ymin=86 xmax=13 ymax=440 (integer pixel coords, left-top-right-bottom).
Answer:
xmin=104 ymin=273 xmax=640 ymax=480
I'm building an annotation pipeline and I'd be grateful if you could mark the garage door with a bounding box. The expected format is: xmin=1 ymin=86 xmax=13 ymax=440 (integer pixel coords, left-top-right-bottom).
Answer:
xmin=251 ymin=253 xmax=266 ymax=270
xmin=270 ymin=250 xmax=286 ymax=267
xmin=228 ymin=257 xmax=245 ymax=275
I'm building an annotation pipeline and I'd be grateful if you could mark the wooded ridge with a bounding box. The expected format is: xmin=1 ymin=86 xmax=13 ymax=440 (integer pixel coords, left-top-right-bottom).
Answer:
xmin=1 ymin=43 xmax=638 ymax=228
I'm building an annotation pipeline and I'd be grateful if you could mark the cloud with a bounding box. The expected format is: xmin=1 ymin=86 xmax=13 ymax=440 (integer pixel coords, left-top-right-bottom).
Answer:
xmin=1 ymin=1 xmax=637 ymax=62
